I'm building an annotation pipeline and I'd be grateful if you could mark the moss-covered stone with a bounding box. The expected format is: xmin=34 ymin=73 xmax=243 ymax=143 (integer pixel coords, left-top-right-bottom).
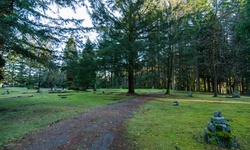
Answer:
xmin=204 ymin=111 xmax=237 ymax=149
xmin=215 ymin=125 xmax=223 ymax=131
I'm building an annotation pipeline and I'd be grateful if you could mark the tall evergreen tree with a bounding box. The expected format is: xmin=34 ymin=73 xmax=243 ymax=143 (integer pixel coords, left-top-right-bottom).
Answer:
xmin=96 ymin=34 xmax=126 ymax=88
xmin=235 ymin=0 xmax=250 ymax=94
xmin=0 ymin=0 xmax=84 ymax=80
xmin=62 ymin=35 xmax=78 ymax=87
xmin=76 ymin=39 xmax=97 ymax=90
xmin=88 ymin=0 xmax=162 ymax=93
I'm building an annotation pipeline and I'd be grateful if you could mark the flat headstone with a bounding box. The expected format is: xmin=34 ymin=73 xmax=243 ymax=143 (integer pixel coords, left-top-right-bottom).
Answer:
xmin=232 ymin=91 xmax=240 ymax=98
xmin=173 ymin=101 xmax=179 ymax=106
xmin=188 ymin=92 xmax=193 ymax=97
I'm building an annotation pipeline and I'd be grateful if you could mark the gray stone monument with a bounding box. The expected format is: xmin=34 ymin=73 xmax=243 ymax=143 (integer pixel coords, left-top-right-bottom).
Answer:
xmin=232 ymin=90 xmax=240 ymax=98
xmin=173 ymin=101 xmax=179 ymax=106
xmin=204 ymin=111 xmax=237 ymax=148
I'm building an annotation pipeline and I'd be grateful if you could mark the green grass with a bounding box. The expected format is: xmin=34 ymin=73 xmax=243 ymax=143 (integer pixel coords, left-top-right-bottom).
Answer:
xmin=125 ymin=92 xmax=250 ymax=150
xmin=0 ymin=87 xmax=131 ymax=148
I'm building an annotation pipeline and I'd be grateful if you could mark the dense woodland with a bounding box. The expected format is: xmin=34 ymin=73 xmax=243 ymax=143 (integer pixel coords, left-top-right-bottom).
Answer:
xmin=0 ymin=0 xmax=249 ymax=96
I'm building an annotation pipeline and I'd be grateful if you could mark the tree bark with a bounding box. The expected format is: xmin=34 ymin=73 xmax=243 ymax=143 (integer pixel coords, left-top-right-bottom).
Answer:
xmin=128 ymin=49 xmax=135 ymax=93
xmin=204 ymin=77 xmax=207 ymax=92
xmin=207 ymin=77 xmax=211 ymax=92
xmin=246 ymin=78 xmax=250 ymax=95
xmin=241 ymin=77 xmax=244 ymax=94
xmin=213 ymin=72 xmax=218 ymax=97
xmin=196 ymin=63 xmax=200 ymax=91
xmin=166 ymin=52 xmax=173 ymax=94
xmin=128 ymin=67 xmax=135 ymax=93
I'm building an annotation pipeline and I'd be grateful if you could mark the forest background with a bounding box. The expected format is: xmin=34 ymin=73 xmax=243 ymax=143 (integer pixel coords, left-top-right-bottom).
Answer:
xmin=0 ymin=0 xmax=250 ymax=97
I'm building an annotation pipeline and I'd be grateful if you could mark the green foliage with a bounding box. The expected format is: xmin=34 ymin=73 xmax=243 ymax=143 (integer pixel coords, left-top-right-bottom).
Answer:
xmin=89 ymin=0 xmax=163 ymax=93
xmin=216 ymin=132 xmax=234 ymax=146
xmin=42 ymin=62 xmax=66 ymax=89
xmin=215 ymin=125 xmax=223 ymax=131
xmin=26 ymin=85 xmax=35 ymax=90
xmin=63 ymin=35 xmax=79 ymax=61
xmin=0 ymin=0 xmax=84 ymax=80
xmin=235 ymin=1 xmax=250 ymax=42
xmin=210 ymin=138 xmax=219 ymax=145
xmin=75 ymin=39 xmax=97 ymax=89
xmin=1 ymin=0 xmax=250 ymax=96
xmin=62 ymin=36 xmax=79 ymax=87
xmin=207 ymin=131 xmax=235 ymax=147
xmin=0 ymin=56 xmax=5 ymax=79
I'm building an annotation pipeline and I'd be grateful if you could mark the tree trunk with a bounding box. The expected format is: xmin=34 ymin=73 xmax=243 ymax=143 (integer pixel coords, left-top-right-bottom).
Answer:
xmin=110 ymin=70 xmax=113 ymax=87
xmin=128 ymin=68 xmax=135 ymax=93
xmin=157 ymin=63 xmax=161 ymax=88
xmin=246 ymin=78 xmax=250 ymax=95
xmin=212 ymin=47 xmax=218 ymax=97
xmin=166 ymin=53 xmax=173 ymax=95
xmin=196 ymin=63 xmax=200 ymax=91
xmin=204 ymin=77 xmax=207 ymax=92
xmin=186 ymin=74 xmax=190 ymax=91
xmin=207 ymin=78 xmax=211 ymax=92
xmin=162 ymin=65 xmax=167 ymax=89
xmin=234 ymin=76 xmax=239 ymax=91
xmin=128 ymin=49 xmax=135 ymax=93
xmin=152 ymin=66 xmax=155 ymax=88
xmin=241 ymin=77 xmax=244 ymax=94
xmin=229 ymin=77 xmax=233 ymax=94
xmin=213 ymin=75 xmax=218 ymax=97
xmin=226 ymin=78 xmax=230 ymax=94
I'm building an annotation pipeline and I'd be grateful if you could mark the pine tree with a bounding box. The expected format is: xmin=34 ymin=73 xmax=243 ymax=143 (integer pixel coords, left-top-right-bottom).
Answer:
xmin=88 ymin=0 xmax=162 ymax=93
xmin=0 ymin=0 xmax=84 ymax=80
xmin=76 ymin=38 xmax=97 ymax=90
xmin=62 ymin=35 xmax=78 ymax=87
xmin=235 ymin=0 xmax=250 ymax=94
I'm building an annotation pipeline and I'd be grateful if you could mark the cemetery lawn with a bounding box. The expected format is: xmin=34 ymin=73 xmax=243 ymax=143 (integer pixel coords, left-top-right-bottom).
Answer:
xmin=125 ymin=92 xmax=250 ymax=150
xmin=0 ymin=87 xmax=130 ymax=148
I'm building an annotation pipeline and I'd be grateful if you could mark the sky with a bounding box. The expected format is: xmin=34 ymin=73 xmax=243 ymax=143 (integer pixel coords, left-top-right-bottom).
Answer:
xmin=59 ymin=6 xmax=97 ymax=38
xmin=46 ymin=4 xmax=97 ymax=50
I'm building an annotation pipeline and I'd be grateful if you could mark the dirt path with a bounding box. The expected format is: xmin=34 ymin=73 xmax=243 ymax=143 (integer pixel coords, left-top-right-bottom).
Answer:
xmin=5 ymin=93 xmax=163 ymax=150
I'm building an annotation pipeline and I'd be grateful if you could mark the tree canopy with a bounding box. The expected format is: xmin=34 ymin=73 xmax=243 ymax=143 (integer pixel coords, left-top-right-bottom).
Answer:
xmin=0 ymin=0 xmax=84 ymax=79
xmin=1 ymin=0 xmax=250 ymax=95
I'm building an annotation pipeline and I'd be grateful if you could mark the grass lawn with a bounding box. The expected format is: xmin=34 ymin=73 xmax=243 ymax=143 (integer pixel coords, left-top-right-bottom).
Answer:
xmin=125 ymin=91 xmax=250 ymax=150
xmin=0 ymin=87 xmax=132 ymax=148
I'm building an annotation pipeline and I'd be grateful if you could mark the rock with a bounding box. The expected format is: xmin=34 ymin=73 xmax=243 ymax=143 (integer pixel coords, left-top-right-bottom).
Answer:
xmin=214 ymin=111 xmax=222 ymax=117
xmin=207 ymin=122 xmax=216 ymax=132
xmin=211 ymin=116 xmax=227 ymax=124
xmin=232 ymin=91 xmax=240 ymax=98
xmin=173 ymin=101 xmax=179 ymax=106
xmin=217 ymin=124 xmax=231 ymax=132
xmin=204 ymin=111 xmax=237 ymax=149
xmin=188 ymin=92 xmax=193 ymax=97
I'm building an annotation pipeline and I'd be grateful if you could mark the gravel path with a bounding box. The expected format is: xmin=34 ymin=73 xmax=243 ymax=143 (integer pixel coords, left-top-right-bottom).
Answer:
xmin=5 ymin=94 xmax=162 ymax=150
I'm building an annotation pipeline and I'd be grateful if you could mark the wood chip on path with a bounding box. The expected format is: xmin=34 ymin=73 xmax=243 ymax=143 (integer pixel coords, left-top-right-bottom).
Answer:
xmin=5 ymin=93 xmax=163 ymax=150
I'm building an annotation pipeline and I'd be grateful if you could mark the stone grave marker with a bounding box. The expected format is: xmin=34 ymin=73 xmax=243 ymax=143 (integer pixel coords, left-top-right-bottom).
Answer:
xmin=204 ymin=111 xmax=237 ymax=148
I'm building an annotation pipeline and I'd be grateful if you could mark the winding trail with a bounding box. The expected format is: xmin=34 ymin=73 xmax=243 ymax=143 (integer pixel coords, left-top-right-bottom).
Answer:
xmin=6 ymin=93 xmax=163 ymax=150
